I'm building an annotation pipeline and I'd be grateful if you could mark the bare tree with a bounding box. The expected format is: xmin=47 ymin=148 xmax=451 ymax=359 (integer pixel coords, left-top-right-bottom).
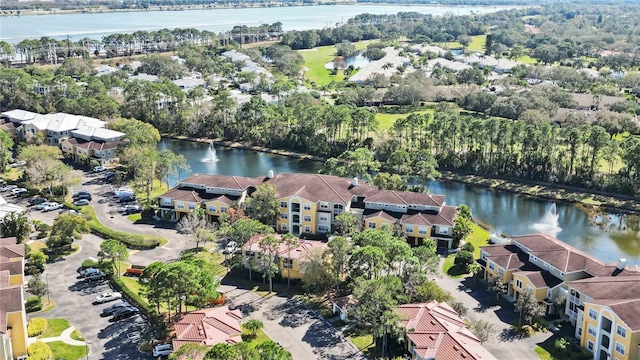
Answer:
xmin=469 ymin=320 xmax=496 ymax=344
xmin=177 ymin=208 xmax=214 ymax=252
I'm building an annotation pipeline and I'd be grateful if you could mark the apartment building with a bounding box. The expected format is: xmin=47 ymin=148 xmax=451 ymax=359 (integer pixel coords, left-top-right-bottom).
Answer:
xmin=479 ymin=234 xmax=640 ymax=360
xmin=242 ymin=234 xmax=328 ymax=280
xmin=158 ymin=172 xmax=459 ymax=249
xmin=396 ymin=301 xmax=497 ymax=360
xmin=0 ymin=237 xmax=27 ymax=360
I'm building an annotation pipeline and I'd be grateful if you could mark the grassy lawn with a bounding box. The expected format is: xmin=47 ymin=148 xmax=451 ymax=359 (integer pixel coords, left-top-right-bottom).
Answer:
xmin=0 ymin=168 xmax=23 ymax=182
xmin=298 ymin=41 xmax=369 ymax=86
xmin=535 ymin=346 xmax=553 ymax=360
xmin=375 ymin=109 xmax=434 ymax=132
xmin=70 ymin=329 xmax=85 ymax=341
xmin=517 ymin=55 xmax=538 ymax=64
xmin=127 ymin=213 xmax=142 ymax=222
xmin=28 ymin=240 xmax=47 ymax=252
xmin=130 ymin=179 xmax=169 ymax=207
xmin=435 ymin=41 xmax=463 ymax=49
xmin=194 ymin=250 xmax=228 ymax=277
xmin=442 ymin=222 xmax=490 ymax=278
xmin=348 ymin=333 xmax=374 ymax=352
xmin=47 ymin=341 xmax=87 ymax=360
xmin=467 ymin=35 xmax=486 ymax=52
xmin=38 ymin=318 xmax=70 ymax=338
xmin=241 ymin=328 xmax=271 ymax=348
xmin=79 ymin=206 xmax=167 ymax=247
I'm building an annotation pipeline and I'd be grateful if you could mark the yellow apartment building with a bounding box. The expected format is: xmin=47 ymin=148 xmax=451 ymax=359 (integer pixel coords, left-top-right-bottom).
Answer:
xmin=0 ymin=237 xmax=27 ymax=360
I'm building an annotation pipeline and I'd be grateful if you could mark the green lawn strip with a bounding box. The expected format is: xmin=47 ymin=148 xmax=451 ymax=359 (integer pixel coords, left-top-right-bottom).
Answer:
xmin=534 ymin=346 xmax=553 ymax=360
xmin=70 ymin=329 xmax=85 ymax=342
xmin=467 ymin=35 xmax=486 ymax=52
xmin=442 ymin=222 xmax=490 ymax=278
xmin=299 ymin=41 xmax=370 ymax=86
xmin=130 ymin=179 xmax=169 ymax=207
xmin=77 ymin=206 xmax=166 ymax=248
xmin=0 ymin=168 xmax=23 ymax=182
xmin=127 ymin=213 xmax=142 ymax=222
xmin=517 ymin=55 xmax=538 ymax=64
xmin=47 ymin=340 xmax=87 ymax=360
xmin=348 ymin=333 xmax=374 ymax=351
xmin=375 ymin=109 xmax=434 ymax=132
xmin=38 ymin=318 xmax=70 ymax=338
xmin=194 ymin=251 xmax=228 ymax=277
xmin=241 ymin=328 xmax=271 ymax=348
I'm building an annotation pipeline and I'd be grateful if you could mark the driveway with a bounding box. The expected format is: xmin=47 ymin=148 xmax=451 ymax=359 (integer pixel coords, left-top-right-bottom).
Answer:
xmin=435 ymin=260 xmax=553 ymax=359
xmin=26 ymin=233 xmax=154 ymax=360
xmin=224 ymin=285 xmax=366 ymax=360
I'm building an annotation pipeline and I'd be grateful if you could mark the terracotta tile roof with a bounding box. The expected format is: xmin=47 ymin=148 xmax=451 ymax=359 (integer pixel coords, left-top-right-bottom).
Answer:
xmin=0 ymin=237 xmax=23 ymax=262
xmin=265 ymin=173 xmax=378 ymax=204
xmin=486 ymin=253 xmax=526 ymax=270
xmin=587 ymin=298 xmax=640 ymax=331
xmin=0 ymin=261 xmax=23 ymax=276
xmin=364 ymin=210 xmax=398 ymax=223
xmin=396 ymin=302 xmax=497 ymax=360
xmin=332 ymin=295 xmax=358 ymax=310
xmin=364 ymin=190 xmax=445 ymax=207
xmin=401 ymin=206 xmax=458 ymax=226
xmin=568 ymin=276 xmax=640 ymax=301
xmin=513 ymin=271 xmax=563 ymax=289
xmin=180 ymin=173 xmax=258 ymax=190
xmin=244 ymin=234 xmax=328 ymax=260
xmin=159 ymin=188 xmax=202 ymax=203
xmin=205 ymin=194 xmax=235 ymax=205
xmin=172 ymin=306 xmax=243 ymax=349
xmin=480 ymin=244 xmax=521 ymax=257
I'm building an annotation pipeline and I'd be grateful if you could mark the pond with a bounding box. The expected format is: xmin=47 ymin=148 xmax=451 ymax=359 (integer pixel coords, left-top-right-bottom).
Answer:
xmin=324 ymin=54 xmax=370 ymax=70
xmin=159 ymin=138 xmax=640 ymax=264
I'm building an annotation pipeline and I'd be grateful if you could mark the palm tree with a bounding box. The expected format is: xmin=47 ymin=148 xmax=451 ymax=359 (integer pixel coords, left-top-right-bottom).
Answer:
xmin=1 ymin=211 xmax=31 ymax=243
xmin=242 ymin=319 xmax=263 ymax=338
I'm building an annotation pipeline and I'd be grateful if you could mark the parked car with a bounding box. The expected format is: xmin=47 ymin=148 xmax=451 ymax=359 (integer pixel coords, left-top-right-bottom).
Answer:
xmin=73 ymin=199 xmax=90 ymax=206
xmin=95 ymin=292 xmax=122 ymax=304
xmin=118 ymin=205 xmax=142 ymax=215
xmin=118 ymin=196 xmax=136 ymax=204
xmin=29 ymin=197 xmax=47 ymax=205
xmin=10 ymin=188 xmax=27 ymax=196
xmin=101 ymin=302 xmax=131 ymax=317
xmin=58 ymin=209 xmax=78 ymax=216
xmin=36 ymin=202 xmax=53 ymax=210
xmin=72 ymin=191 xmax=91 ymax=199
xmin=85 ymin=271 xmax=106 ymax=282
xmin=42 ymin=202 xmax=62 ymax=212
xmin=74 ymin=194 xmax=92 ymax=201
xmin=81 ymin=268 xmax=100 ymax=277
xmin=112 ymin=306 xmax=139 ymax=320
xmin=223 ymin=241 xmax=238 ymax=254
xmin=104 ymin=171 xmax=116 ymax=181
xmin=153 ymin=344 xmax=173 ymax=357
xmin=93 ymin=165 xmax=106 ymax=173
xmin=8 ymin=160 xmax=25 ymax=168
xmin=0 ymin=185 xmax=17 ymax=192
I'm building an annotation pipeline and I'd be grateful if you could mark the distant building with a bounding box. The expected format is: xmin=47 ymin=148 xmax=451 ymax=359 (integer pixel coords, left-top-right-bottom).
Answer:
xmin=172 ymin=306 xmax=243 ymax=351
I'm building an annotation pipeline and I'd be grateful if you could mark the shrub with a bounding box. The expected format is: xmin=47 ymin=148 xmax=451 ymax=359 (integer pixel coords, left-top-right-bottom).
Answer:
xmin=26 ymin=296 xmax=43 ymax=313
xmin=81 ymin=259 xmax=99 ymax=269
xmin=454 ymin=250 xmax=474 ymax=271
xmin=27 ymin=317 xmax=48 ymax=337
xmin=139 ymin=340 xmax=153 ymax=352
xmin=462 ymin=242 xmax=475 ymax=253
xmin=27 ymin=340 xmax=52 ymax=360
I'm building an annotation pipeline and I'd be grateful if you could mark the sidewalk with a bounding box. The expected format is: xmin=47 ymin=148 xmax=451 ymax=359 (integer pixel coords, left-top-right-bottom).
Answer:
xmin=28 ymin=326 xmax=87 ymax=346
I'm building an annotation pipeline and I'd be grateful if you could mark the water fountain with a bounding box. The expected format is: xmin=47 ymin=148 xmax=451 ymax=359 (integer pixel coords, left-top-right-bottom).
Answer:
xmin=201 ymin=142 xmax=219 ymax=163
xmin=489 ymin=230 xmax=509 ymax=244
xmin=531 ymin=203 xmax=562 ymax=235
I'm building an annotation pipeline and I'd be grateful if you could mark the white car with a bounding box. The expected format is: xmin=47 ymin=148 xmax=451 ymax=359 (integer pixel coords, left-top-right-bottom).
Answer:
xmin=10 ymin=188 xmax=27 ymax=196
xmin=95 ymin=292 xmax=122 ymax=303
xmin=42 ymin=202 xmax=62 ymax=212
xmin=223 ymin=241 xmax=238 ymax=254
xmin=153 ymin=344 xmax=173 ymax=357
xmin=93 ymin=165 xmax=106 ymax=172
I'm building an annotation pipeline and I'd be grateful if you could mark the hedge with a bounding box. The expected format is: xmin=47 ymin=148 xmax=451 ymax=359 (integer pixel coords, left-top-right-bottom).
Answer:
xmin=71 ymin=205 xmax=163 ymax=249
xmin=26 ymin=296 xmax=42 ymax=313
xmin=27 ymin=317 xmax=47 ymax=337
xmin=27 ymin=341 xmax=52 ymax=360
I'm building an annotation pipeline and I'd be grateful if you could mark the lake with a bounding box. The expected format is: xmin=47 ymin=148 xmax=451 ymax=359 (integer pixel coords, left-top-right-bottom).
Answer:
xmin=159 ymin=138 xmax=640 ymax=265
xmin=1 ymin=4 xmax=517 ymax=43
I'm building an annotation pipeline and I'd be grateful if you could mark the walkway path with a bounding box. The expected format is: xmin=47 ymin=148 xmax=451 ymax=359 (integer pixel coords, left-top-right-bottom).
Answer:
xmin=29 ymin=326 xmax=87 ymax=346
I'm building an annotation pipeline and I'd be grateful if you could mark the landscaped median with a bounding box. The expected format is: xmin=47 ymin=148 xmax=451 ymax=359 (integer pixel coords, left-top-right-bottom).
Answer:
xmin=64 ymin=204 xmax=166 ymax=249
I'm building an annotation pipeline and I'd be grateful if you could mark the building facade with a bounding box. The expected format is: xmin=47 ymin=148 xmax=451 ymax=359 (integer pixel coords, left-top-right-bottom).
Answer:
xmin=0 ymin=237 xmax=28 ymax=360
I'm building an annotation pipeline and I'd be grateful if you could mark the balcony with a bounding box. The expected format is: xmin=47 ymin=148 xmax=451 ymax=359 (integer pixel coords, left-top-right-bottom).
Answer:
xmin=292 ymin=215 xmax=300 ymax=224
xmin=600 ymin=334 xmax=610 ymax=349
xmin=291 ymin=204 xmax=300 ymax=213
xmin=601 ymin=317 xmax=612 ymax=333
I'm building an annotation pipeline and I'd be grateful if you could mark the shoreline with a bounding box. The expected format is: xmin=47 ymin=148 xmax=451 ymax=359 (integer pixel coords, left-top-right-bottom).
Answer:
xmin=162 ymin=134 xmax=640 ymax=215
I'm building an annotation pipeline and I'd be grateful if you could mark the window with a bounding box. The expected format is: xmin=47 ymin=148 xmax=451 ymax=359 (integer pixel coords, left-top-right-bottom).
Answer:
xmin=208 ymin=205 xmax=216 ymax=212
xmin=526 ymin=285 xmax=533 ymax=293
xmin=489 ymin=262 xmax=495 ymax=271
xmin=368 ymin=222 xmax=376 ymax=229
xmin=498 ymin=269 xmax=504 ymax=276
xmin=405 ymin=226 xmax=413 ymax=233
xmin=616 ymin=325 xmax=626 ymax=338
xmin=283 ymin=258 xmax=293 ymax=269
xmin=304 ymin=226 xmax=311 ymax=233
xmin=177 ymin=203 xmax=184 ymax=209
xmin=281 ymin=224 xmax=287 ymax=230
xmin=318 ymin=225 xmax=330 ymax=233
xmin=220 ymin=207 xmax=228 ymax=213
xmin=280 ymin=213 xmax=288 ymax=220
xmin=418 ymin=227 xmax=427 ymax=235
xmin=319 ymin=215 xmax=328 ymax=221
xmin=280 ymin=201 xmax=288 ymax=208
xmin=587 ymin=341 xmax=593 ymax=352
xmin=320 ymin=202 xmax=328 ymax=209
xmin=303 ymin=215 xmax=311 ymax=222
xmin=587 ymin=325 xmax=596 ymax=336
xmin=516 ymin=279 xmax=522 ymax=288
xmin=615 ymin=342 xmax=625 ymax=355
xmin=304 ymin=203 xmax=311 ymax=210
xmin=577 ymin=327 xmax=582 ymax=337
xmin=588 ymin=309 xmax=597 ymax=320
xmin=188 ymin=203 xmax=195 ymax=210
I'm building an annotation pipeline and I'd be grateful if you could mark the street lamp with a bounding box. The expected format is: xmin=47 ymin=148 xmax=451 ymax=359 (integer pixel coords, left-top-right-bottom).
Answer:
xmin=85 ymin=340 xmax=92 ymax=360
xmin=45 ymin=273 xmax=50 ymax=305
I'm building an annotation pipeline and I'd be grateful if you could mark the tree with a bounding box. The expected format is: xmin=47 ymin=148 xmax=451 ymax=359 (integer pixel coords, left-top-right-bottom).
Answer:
xmin=177 ymin=208 xmax=213 ymax=252
xmin=246 ymin=184 xmax=279 ymax=226
xmin=27 ymin=274 xmax=48 ymax=300
xmin=156 ymin=149 xmax=190 ymax=189
xmin=29 ymin=250 xmax=48 ymax=269
xmin=326 ymin=236 xmax=352 ymax=292
xmin=282 ymin=234 xmax=298 ymax=289
xmin=204 ymin=343 xmax=241 ymax=360
xmin=170 ymin=343 xmax=209 ymax=360
xmin=258 ymin=234 xmax=281 ymax=293
xmin=467 ymin=262 xmax=482 ymax=283
xmin=110 ymin=118 xmax=161 ymax=148
xmin=448 ymin=301 xmax=468 ymax=317
xmin=515 ymin=290 xmax=545 ymax=326
xmin=454 ymin=250 xmax=474 ymax=271
xmin=469 ymin=320 xmax=496 ymax=344
xmin=99 ymin=239 xmax=129 ymax=277
xmin=334 ymin=211 xmax=361 ymax=236
xmin=0 ymin=130 xmax=14 ymax=172
xmin=452 ymin=216 xmax=472 ymax=249
xmin=488 ymin=275 xmax=507 ymax=302
xmin=242 ymin=319 xmax=264 ymax=338
xmin=255 ymin=341 xmax=292 ymax=360
xmin=1 ymin=211 xmax=31 ymax=243
xmin=414 ymin=280 xmax=453 ymax=303
xmin=46 ymin=213 xmax=89 ymax=251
